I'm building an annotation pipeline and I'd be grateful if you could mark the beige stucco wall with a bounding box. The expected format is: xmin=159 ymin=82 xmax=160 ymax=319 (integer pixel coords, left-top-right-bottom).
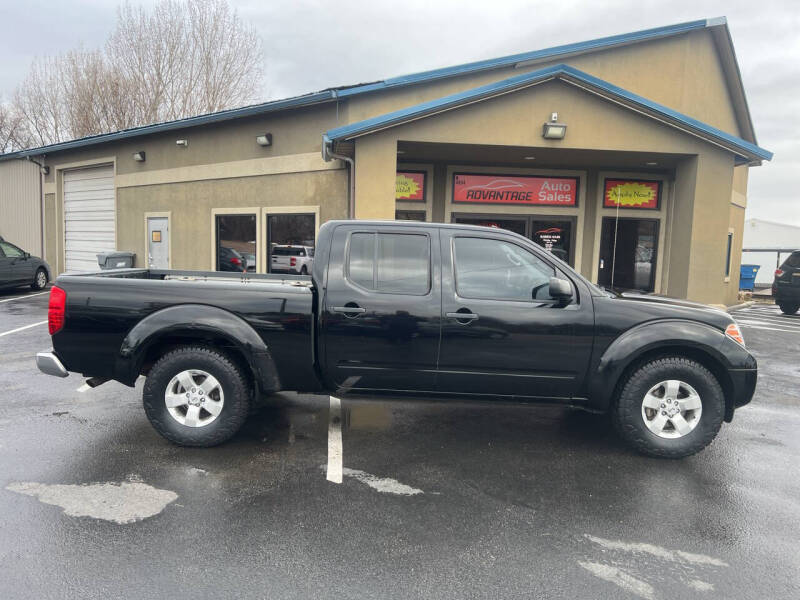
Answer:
xmin=347 ymin=29 xmax=742 ymax=140
xmin=116 ymin=169 xmax=347 ymax=271
xmin=0 ymin=159 xmax=42 ymax=255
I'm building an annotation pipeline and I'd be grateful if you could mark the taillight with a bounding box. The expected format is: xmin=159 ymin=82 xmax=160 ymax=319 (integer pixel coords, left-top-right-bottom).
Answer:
xmin=725 ymin=323 xmax=745 ymax=347
xmin=290 ymin=257 xmax=297 ymax=267
xmin=230 ymin=257 xmax=242 ymax=266
xmin=774 ymin=269 xmax=784 ymax=278
xmin=48 ymin=286 xmax=66 ymax=335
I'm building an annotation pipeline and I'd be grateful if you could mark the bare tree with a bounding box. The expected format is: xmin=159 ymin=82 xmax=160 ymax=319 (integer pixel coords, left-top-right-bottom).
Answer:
xmin=0 ymin=100 xmax=31 ymax=153
xmin=8 ymin=0 xmax=264 ymax=150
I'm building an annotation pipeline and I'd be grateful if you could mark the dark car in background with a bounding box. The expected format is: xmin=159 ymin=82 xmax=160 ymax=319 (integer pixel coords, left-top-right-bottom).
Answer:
xmin=0 ymin=237 xmax=50 ymax=291
xmin=772 ymin=251 xmax=800 ymax=314
xmin=217 ymin=246 xmax=247 ymax=272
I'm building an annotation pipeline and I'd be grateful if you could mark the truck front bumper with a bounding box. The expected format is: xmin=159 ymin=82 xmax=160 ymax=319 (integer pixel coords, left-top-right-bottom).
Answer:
xmin=36 ymin=351 xmax=69 ymax=378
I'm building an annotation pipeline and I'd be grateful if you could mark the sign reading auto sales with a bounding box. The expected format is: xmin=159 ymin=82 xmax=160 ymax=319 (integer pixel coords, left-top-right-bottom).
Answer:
xmin=603 ymin=179 xmax=660 ymax=209
xmin=453 ymin=174 xmax=578 ymax=206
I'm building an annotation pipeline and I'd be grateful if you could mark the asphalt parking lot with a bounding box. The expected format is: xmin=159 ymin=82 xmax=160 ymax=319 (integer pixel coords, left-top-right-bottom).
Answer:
xmin=1 ymin=290 xmax=799 ymax=600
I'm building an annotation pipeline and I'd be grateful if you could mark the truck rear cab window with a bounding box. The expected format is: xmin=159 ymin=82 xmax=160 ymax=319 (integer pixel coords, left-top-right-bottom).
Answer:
xmin=453 ymin=236 xmax=555 ymax=301
xmin=347 ymin=232 xmax=430 ymax=295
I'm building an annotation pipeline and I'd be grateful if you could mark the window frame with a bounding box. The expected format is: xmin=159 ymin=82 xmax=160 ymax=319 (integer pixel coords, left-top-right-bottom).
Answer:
xmin=345 ymin=230 xmax=432 ymax=296
xmin=451 ymin=233 xmax=572 ymax=305
xmin=724 ymin=228 xmax=734 ymax=281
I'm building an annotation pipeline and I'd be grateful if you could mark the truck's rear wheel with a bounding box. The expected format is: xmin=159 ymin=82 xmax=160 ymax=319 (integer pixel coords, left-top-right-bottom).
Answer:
xmin=611 ymin=357 xmax=724 ymax=458
xmin=778 ymin=303 xmax=799 ymax=315
xmin=143 ymin=346 xmax=251 ymax=447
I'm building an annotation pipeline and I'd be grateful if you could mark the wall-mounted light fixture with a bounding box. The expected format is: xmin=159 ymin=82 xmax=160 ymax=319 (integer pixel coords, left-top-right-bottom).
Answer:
xmin=40 ymin=165 xmax=50 ymax=175
xmin=256 ymin=133 xmax=272 ymax=147
xmin=523 ymin=156 xmax=536 ymax=161
xmin=175 ymin=139 xmax=188 ymax=147
xmin=542 ymin=112 xmax=567 ymax=140
xmin=133 ymin=151 xmax=146 ymax=162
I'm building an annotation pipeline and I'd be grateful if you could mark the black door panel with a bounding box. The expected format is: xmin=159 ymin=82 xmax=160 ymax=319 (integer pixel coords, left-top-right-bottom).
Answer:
xmin=437 ymin=230 xmax=593 ymax=399
xmin=321 ymin=225 xmax=442 ymax=393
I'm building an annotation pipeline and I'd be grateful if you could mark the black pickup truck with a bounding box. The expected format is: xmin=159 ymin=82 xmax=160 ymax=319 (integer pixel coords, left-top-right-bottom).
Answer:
xmin=36 ymin=220 xmax=756 ymax=458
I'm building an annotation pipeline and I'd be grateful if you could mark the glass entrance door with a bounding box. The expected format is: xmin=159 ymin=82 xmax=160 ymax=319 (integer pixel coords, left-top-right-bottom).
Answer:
xmin=598 ymin=217 xmax=659 ymax=292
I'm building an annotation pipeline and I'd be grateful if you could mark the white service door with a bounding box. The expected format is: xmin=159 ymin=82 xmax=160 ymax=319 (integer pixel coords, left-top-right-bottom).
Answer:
xmin=64 ymin=165 xmax=115 ymax=272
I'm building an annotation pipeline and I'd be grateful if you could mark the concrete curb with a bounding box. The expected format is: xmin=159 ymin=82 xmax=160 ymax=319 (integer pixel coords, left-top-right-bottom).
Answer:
xmin=724 ymin=301 xmax=754 ymax=313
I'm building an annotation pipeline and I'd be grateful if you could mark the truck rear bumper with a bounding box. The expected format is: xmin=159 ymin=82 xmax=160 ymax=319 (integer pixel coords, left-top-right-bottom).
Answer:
xmin=36 ymin=351 xmax=69 ymax=378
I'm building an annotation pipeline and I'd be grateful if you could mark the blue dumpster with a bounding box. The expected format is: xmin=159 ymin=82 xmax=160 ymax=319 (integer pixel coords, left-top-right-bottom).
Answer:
xmin=739 ymin=264 xmax=760 ymax=291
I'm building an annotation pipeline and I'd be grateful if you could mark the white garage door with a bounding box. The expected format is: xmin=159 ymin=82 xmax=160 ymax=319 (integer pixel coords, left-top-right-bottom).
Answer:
xmin=64 ymin=165 xmax=115 ymax=272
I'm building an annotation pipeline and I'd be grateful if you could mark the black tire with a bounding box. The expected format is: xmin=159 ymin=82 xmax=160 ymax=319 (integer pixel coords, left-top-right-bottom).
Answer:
xmin=300 ymin=265 xmax=308 ymax=275
xmin=143 ymin=346 xmax=251 ymax=447
xmin=778 ymin=303 xmax=799 ymax=315
xmin=31 ymin=268 xmax=48 ymax=290
xmin=611 ymin=357 xmax=724 ymax=458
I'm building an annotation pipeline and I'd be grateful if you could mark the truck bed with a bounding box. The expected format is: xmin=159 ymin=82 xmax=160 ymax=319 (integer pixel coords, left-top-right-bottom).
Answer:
xmin=51 ymin=268 xmax=319 ymax=391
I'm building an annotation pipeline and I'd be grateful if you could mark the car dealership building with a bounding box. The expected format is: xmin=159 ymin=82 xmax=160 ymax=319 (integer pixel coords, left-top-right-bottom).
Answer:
xmin=0 ymin=17 xmax=771 ymax=306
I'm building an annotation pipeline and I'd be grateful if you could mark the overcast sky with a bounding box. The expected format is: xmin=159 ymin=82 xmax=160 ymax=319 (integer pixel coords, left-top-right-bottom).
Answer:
xmin=1 ymin=0 xmax=797 ymax=225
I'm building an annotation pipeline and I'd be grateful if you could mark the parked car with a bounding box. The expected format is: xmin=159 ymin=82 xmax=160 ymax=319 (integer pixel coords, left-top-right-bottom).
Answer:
xmin=772 ymin=251 xmax=800 ymax=314
xmin=217 ymin=246 xmax=247 ymax=272
xmin=0 ymin=236 xmax=50 ymax=291
xmin=271 ymin=245 xmax=313 ymax=275
xmin=36 ymin=221 xmax=756 ymax=458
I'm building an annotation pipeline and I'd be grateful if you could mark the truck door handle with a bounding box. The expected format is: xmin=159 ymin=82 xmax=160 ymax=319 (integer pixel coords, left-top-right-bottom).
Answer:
xmin=332 ymin=303 xmax=366 ymax=317
xmin=446 ymin=310 xmax=479 ymax=324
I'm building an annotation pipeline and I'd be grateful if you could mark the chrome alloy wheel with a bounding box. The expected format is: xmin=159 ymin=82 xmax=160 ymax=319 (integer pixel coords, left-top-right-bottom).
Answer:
xmin=164 ymin=369 xmax=224 ymax=428
xmin=641 ymin=379 xmax=702 ymax=439
xmin=36 ymin=270 xmax=47 ymax=288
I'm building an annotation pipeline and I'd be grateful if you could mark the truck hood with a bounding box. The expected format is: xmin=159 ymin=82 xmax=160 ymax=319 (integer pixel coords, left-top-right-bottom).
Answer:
xmin=601 ymin=291 xmax=734 ymax=331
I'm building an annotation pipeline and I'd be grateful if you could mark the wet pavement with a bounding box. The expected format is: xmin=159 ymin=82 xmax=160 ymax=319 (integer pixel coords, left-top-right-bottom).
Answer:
xmin=1 ymin=292 xmax=799 ymax=599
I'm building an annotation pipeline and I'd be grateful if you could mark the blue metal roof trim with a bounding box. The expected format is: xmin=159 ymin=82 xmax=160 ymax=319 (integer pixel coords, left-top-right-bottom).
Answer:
xmin=0 ymin=90 xmax=336 ymax=160
xmin=326 ymin=63 xmax=772 ymax=162
xmin=336 ymin=18 xmax=715 ymax=98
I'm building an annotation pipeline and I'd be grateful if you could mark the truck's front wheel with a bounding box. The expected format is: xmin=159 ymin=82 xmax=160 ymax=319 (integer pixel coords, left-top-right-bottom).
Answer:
xmin=611 ymin=357 xmax=724 ymax=458
xmin=143 ymin=346 xmax=251 ymax=447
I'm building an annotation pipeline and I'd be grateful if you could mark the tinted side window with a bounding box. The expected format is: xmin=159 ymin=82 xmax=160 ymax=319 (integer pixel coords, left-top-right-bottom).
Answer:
xmin=0 ymin=242 xmax=23 ymax=258
xmin=454 ymin=237 xmax=555 ymax=301
xmin=347 ymin=232 xmax=430 ymax=295
xmin=783 ymin=252 xmax=800 ymax=269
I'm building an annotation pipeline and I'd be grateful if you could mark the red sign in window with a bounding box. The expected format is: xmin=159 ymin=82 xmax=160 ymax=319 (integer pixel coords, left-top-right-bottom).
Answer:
xmin=396 ymin=171 xmax=426 ymax=201
xmin=453 ymin=174 xmax=578 ymax=206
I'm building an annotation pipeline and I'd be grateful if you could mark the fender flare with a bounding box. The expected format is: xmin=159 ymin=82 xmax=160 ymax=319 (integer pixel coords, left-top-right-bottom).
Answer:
xmin=586 ymin=319 xmax=735 ymax=411
xmin=115 ymin=304 xmax=280 ymax=392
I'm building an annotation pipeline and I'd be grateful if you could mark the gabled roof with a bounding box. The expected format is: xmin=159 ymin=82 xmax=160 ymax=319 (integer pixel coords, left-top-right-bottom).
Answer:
xmin=0 ymin=17 xmax=756 ymax=161
xmin=324 ymin=64 xmax=771 ymax=165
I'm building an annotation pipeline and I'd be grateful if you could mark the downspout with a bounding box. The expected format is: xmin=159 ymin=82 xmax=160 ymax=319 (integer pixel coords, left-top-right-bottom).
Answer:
xmin=19 ymin=155 xmax=46 ymax=257
xmin=322 ymin=133 xmax=355 ymax=220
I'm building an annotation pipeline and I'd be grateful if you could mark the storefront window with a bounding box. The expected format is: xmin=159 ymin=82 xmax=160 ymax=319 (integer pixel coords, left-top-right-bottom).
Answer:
xmin=453 ymin=216 xmax=526 ymax=237
xmin=531 ymin=219 xmax=573 ymax=264
xmin=395 ymin=210 xmax=426 ymax=222
xmin=267 ymin=213 xmax=315 ymax=274
xmin=215 ymin=214 xmax=256 ymax=273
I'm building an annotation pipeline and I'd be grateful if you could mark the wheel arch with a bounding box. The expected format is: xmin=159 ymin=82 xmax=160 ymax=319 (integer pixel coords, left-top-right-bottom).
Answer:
xmin=589 ymin=320 xmax=736 ymax=421
xmin=117 ymin=304 xmax=281 ymax=394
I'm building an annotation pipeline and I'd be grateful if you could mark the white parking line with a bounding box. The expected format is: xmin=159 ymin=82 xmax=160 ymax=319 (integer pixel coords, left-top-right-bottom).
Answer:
xmin=0 ymin=291 xmax=49 ymax=304
xmin=0 ymin=321 xmax=47 ymax=338
xmin=326 ymin=396 xmax=343 ymax=484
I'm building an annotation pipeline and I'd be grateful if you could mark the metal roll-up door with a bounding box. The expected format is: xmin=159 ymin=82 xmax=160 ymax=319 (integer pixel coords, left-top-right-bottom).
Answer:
xmin=63 ymin=165 xmax=115 ymax=272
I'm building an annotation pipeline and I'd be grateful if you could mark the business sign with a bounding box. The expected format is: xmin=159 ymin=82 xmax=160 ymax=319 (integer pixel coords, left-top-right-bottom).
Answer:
xmin=453 ymin=173 xmax=578 ymax=206
xmin=604 ymin=179 xmax=660 ymax=210
xmin=396 ymin=171 xmax=426 ymax=201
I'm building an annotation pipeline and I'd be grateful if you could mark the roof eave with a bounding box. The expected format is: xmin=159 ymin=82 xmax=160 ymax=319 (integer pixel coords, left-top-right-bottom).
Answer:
xmin=324 ymin=64 xmax=772 ymax=165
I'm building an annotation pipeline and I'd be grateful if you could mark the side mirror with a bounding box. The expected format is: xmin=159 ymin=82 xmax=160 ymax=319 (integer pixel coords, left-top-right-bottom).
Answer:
xmin=23 ymin=252 xmax=30 ymax=259
xmin=548 ymin=277 xmax=572 ymax=300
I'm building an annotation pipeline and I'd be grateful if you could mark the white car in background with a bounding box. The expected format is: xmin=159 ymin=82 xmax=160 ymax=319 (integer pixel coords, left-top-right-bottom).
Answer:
xmin=270 ymin=245 xmax=314 ymax=275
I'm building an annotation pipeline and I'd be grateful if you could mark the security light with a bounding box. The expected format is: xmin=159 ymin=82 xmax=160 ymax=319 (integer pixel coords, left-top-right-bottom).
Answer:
xmin=542 ymin=112 xmax=567 ymax=140
xmin=523 ymin=156 xmax=536 ymax=160
xmin=40 ymin=165 xmax=50 ymax=175
xmin=176 ymin=139 xmax=188 ymax=147
xmin=256 ymin=133 xmax=273 ymax=147
xmin=133 ymin=151 xmax=146 ymax=162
